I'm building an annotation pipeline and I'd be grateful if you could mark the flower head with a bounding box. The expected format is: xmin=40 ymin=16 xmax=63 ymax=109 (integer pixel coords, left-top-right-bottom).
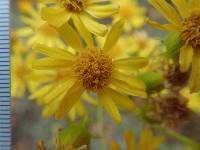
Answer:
xmin=11 ymin=50 xmax=44 ymax=98
xmin=17 ymin=4 xmax=65 ymax=48
xmin=41 ymin=0 xmax=119 ymax=36
xmin=97 ymin=32 xmax=158 ymax=60
xmin=112 ymin=0 xmax=146 ymax=31
xmin=110 ymin=128 xmax=164 ymax=150
xmin=33 ymin=19 xmax=148 ymax=123
xmin=147 ymin=0 xmax=200 ymax=92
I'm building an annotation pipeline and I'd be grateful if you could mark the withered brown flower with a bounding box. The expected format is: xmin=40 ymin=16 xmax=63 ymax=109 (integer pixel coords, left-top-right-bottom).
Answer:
xmin=148 ymin=94 xmax=191 ymax=129
xmin=164 ymin=64 xmax=190 ymax=91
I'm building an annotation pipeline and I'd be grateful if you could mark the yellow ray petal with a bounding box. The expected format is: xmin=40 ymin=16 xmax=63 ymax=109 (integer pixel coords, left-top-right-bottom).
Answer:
xmin=39 ymin=0 xmax=56 ymax=3
xmin=86 ymin=0 xmax=110 ymax=4
xmin=112 ymin=70 xmax=146 ymax=91
xmin=32 ymin=44 xmax=76 ymax=60
xmin=138 ymin=128 xmax=152 ymax=150
xmin=110 ymin=79 xmax=147 ymax=98
xmin=149 ymin=136 xmax=164 ymax=150
xmin=79 ymin=12 xmax=107 ymax=36
xmin=191 ymin=0 xmax=200 ymax=11
xmin=114 ymin=57 xmax=148 ymax=71
xmin=42 ymin=92 xmax=65 ymax=118
xmin=76 ymin=101 xmax=86 ymax=116
xmin=124 ymin=130 xmax=135 ymax=150
xmin=98 ymin=91 xmax=121 ymax=123
xmin=33 ymin=58 xmax=73 ymax=70
xmin=55 ymin=82 xmax=84 ymax=119
xmin=21 ymin=16 xmax=36 ymax=27
xmin=146 ymin=19 xmax=181 ymax=31
xmin=68 ymin=106 xmax=76 ymax=121
xmin=179 ymin=45 xmax=193 ymax=72
xmin=110 ymin=140 xmax=121 ymax=150
xmin=82 ymin=92 xmax=97 ymax=105
xmin=44 ymin=80 xmax=74 ymax=104
xmin=103 ymin=19 xmax=124 ymax=52
xmin=57 ymin=23 xmax=85 ymax=52
xmin=72 ymin=15 xmax=94 ymax=48
xmin=189 ymin=50 xmax=200 ymax=93
xmin=172 ymin=0 xmax=189 ymax=18
xmin=105 ymin=87 xmax=136 ymax=111
xmin=148 ymin=0 xmax=181 ymax=24
xmin=16 ymin=28 xmax=33 ymax=37
xmin=85 ymin=4 xmax=119 ymax=18
xmin=29 ymin=84 xmax=52 ymax=101
xmin=41 ymin=7 xmax=71 ymax=27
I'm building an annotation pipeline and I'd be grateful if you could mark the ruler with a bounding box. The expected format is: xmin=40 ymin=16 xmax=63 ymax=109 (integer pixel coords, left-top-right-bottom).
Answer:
xmin=0 ymin=0 xmax=11 ymax=149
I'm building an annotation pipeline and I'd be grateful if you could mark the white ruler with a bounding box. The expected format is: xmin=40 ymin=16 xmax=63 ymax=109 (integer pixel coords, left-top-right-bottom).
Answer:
xmin=0 ymin=0 xmax=11 ymax=149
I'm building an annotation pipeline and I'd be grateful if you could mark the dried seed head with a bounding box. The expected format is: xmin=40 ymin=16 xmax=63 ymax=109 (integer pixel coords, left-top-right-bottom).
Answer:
xmin=148 ymin=95 xmax=191 ymax=129
xmin=164 ymin=64 xmax=190 ymax=90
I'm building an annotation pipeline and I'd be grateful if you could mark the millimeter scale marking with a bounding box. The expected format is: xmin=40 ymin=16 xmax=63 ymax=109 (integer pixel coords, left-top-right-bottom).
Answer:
xmin=0 ymin=0 xmax=11 ymax=149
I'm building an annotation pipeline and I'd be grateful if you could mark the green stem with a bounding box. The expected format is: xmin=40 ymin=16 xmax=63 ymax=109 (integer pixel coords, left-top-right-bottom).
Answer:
xmin=154 ymin=125 xmax=200 ymax=150
xmin=97 ymin=106 xmax=106 ymax=150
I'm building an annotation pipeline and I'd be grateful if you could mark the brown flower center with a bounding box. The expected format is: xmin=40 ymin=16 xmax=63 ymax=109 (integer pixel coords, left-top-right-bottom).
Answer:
xmin=58 ymin=0 xmax=84 ymax=12
xmin=181 ymin=12 xmax=200 ymax=49
xmin=74 ymin=49 xmax=113 ymax=91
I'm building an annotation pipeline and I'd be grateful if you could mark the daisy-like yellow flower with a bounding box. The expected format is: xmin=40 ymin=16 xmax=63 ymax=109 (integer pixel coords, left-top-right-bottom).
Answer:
xmin=110 ymin=128 xmax=164 ymax=150
xmin=17 ymin=4 xmax=65 ymax=48
xmin=97 ymin=32 xmax=158 ymax=59
xmin=112 ymin=0 xmax=146 ymax=31
xmin=29 ymin=69 xmax=97 ymax=121
xmin=147 ymin=0 xmax=200 ymax=92
xmin=40 ymin=0 xmax=119 ymax=36
xmin=11 ymin=51 xmax=46 ymax=98
xmin=181 ymin=88 xmax=200 ymax=114
xmin=33 ymin=19 xmax=148 ymax=123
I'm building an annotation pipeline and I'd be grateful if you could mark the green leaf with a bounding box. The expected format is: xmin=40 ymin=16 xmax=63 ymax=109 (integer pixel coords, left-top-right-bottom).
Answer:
xmin=60 ymin=118 xmax=91 ymax=148
xmin=138 ymin=71 xmax=164 ymax=93
xmin=163 ymin=32 xmax=183 ymax=60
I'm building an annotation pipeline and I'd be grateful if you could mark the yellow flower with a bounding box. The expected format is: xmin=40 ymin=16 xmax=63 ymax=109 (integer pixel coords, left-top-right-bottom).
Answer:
xmin=147 ymin=0 xmax=200 ymax=93
xmin=112 ymin=0 xmax=146 ymax=31
xmin=10 ymin=32 xmax=28 ymax=54
xmin=11 ymin=51 xmax=45 ymax=98
xmin=181 ymin=88 xmax=200 ymax=114
xmin=40 ymin=0 xmax=119 ymax=36
xmin=33 ymin=19 xmax=148 ymax=123
xmin=110 ymin=128 xmax=164 ymax=150
xmin=17 ymin=4 xmax=65 ymax=48
xmin=29 ymin=68 xmax=97 ymax=120
xmin=17 ymin=0 xmax=32 ymax=13
xmin=97 ymin=32 xmax=158 ymax=59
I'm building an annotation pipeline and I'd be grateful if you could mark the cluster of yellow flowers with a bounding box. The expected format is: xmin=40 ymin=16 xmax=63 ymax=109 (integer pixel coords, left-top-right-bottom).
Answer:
xmin=11 ymin=0 xmax=200 ymax=149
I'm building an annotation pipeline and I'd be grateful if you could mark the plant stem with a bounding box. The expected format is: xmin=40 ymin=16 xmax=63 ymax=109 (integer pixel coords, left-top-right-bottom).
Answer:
xmin=97 ymin=106 xmax=106 ymax=150
xmin=154 ymin=125 xmax=200 ymax=150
